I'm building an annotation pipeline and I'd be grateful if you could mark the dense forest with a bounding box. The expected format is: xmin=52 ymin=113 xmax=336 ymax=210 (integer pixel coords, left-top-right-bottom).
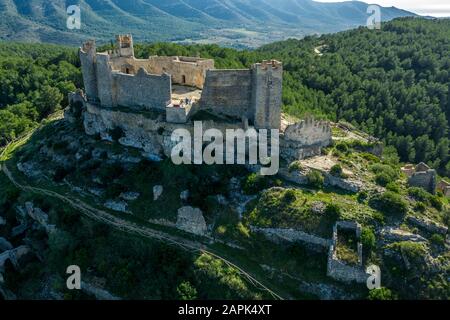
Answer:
xmin=0 ymin=43 xmax=81 ymax=145
xmin=0 ymin=17 xmax=449 ymax=176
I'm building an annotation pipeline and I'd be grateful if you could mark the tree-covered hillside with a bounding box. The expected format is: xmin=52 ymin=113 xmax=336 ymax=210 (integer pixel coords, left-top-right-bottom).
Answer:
xmin=259 ymin=18 xmax=450 ymax=176
xmin=0 ymin=43 xmax=81 ymax=145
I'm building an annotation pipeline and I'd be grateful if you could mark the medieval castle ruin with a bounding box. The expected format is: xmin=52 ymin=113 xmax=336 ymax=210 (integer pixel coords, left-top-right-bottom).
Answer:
xmin=71 ymin=34 xmax=332 ymax=163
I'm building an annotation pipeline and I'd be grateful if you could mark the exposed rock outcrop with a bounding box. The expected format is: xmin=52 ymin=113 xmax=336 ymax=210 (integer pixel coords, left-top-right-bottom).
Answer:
xmin=24 ymin=202 xmax=56 ymax=234
xmin=324 ymin=174 xmax=363 ymax=193
xmin=0 ymin=237 xmax=13 ymax=252
xmin=120 ymin=192 xmax=140 ymax=201
xmin=176 ymin=206 xmax=208 ymax=236
xmin=104 ymin=200 xmax=129 ymax=213
xmin=381 ymin=227 xmax=427 ymax=243
xmin=153 ymin=185 xmax=163 ymax=201
xmin=407 ymin=216 xmax=448 ymax=235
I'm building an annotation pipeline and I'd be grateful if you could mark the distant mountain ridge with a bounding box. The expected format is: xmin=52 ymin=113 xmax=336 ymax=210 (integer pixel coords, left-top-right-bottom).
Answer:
xmin=0 ymin=0 xmax=416 ymax=47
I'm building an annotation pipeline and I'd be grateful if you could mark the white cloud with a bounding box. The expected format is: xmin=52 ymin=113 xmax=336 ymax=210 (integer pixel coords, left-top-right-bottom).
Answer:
xmin=314 ymin=0 xmax=450 ymax=17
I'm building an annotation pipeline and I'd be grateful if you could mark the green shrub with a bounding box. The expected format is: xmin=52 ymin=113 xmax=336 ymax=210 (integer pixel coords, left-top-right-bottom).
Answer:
xmin=360 ymin=152 xmax=380 ymax=163
xmin=390 ymin=241 xmax=427 ymax=262
xmin=282 ymin=189 xmax=297 ymax=203
xmin=408 ymin=187 xmax=443 ymax=210
xmin=335 ymin=142 xmax=349 ymax=153
xmin=371 ymin=164 xmax=398 ymax=177
xmin=288 ymin=161 xmax=303 ymax=173
xmin=368 ymin=287 xmax=396 ymax=300
xmin=430 ymin=234 xmax=445 ymax=246
xmin=386 ymin=182 xmax=400 ymax=193
xmin=408 ymin=187 xmax=430 ymax=202
xmin=372 ymin=163 xmax=398 ymax=187
xmin=375 ymin=172 xmax=394 ymax=187
xmin=242 ymin=173 xmax=271 ymax=195
xmin=443 ymin=210 xmax=450 ymax=228
xmin=330 ymin=164 xmax=343 ymax=177
xmin=307 ymin=170 xmax=324 ymax=188
xmin=324 ymin=203 xmax=341 ymax=221
xmin=177 ymin=281 xmax=198 ymax=300
xmin=369 ymin=191 xmax=408 ymax=216
xmin=414 ymin=202 xmax=427 ymax=212
xmin=53 ymin=167 xmax=71 ymax=182
xmin=361 ymin=227 xmax=376 ymax=251
xmin=357 ymin=190 xmax=368 ymax=202
xmin=110 ymin=127 xmax=125 ymax=141
xmin=429 ymin=196 xmax=443 ymax=211
xmin=332 ymin=149 xmax=342 ymax=158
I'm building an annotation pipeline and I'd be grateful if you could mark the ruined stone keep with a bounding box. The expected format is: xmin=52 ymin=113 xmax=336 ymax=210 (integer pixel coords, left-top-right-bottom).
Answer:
xmin=74 ymin=34 xmax=332 ymax=162
xmin=80 ymin=34 xmax=282 ymax=129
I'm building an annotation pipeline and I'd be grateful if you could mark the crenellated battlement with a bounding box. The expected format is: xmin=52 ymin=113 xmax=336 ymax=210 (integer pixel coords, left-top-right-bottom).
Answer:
xmin=253 ymin=59 xmax=282 ymax=71
xmin=296 ymin=117 xmax=332 ymax=134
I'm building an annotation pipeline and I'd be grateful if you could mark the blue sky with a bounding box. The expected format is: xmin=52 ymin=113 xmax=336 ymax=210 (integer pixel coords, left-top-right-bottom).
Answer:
xmin=314 ymin=0 xmax=450 ymax=17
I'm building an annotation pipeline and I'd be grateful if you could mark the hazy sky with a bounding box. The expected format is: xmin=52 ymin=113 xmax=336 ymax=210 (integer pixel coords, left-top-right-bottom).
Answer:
xmin=315 ymin=0 xmax=450 ymax=17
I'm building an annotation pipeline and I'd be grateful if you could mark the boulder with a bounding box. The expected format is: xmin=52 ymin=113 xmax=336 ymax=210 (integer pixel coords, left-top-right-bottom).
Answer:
xmin=120 ymin=192 xmax=140 ymax=201
xmin=153 ymin=185 xmax=163 ymax=201
xmin=180 ymin=190 xmax=190 ymax=201
xmin=104 ymin=200 xmax=129 ymax=213
xmin=0 ymin=238 xmax=13 ymax=252
xmin=176 ymin=206 xmax=208 ymax=236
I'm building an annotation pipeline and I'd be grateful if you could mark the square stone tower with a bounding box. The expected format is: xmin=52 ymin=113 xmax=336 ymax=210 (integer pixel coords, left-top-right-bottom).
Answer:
xmin=251 ymin=60 xmax=283 ymax=130
xmin=116 ymin=34 xmax=134 ymax=57
xmin=79 ymin=39 xmax=98 ymax=102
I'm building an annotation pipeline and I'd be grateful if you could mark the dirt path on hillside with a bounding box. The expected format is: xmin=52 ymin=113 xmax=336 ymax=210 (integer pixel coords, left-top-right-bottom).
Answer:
xmin=0 ymin=160 xmax=284 ymax=300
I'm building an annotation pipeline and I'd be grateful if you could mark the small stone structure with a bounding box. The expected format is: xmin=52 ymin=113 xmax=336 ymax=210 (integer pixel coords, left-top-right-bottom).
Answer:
xmin=327 ymin=221 xmax=369 ymax=284
xmin=437 ymin=180 xmax=450 ymax=197
xmin=401 ymin=164 xmax=415 ymax=177
xmin=281 ymin=118 xmax=332 ymax=162
xmin=406 ymin=163 xmax=437 ymax=194
xmin=175 ymin=206 xmax=208 ymax=236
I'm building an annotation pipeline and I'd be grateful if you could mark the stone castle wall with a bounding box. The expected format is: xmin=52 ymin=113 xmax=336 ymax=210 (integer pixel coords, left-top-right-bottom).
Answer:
xmin=79 ymin=36 xmax=283 ymax=130
xmin=200 ymin=69 xmax=253 ymax=119
xmin=146 ymin=56 xmax=213 ymax=89
xmin=114 ymin=69 xmax=171 ymax=110
xmin=252 ymin=61 xmax=283 ymax=130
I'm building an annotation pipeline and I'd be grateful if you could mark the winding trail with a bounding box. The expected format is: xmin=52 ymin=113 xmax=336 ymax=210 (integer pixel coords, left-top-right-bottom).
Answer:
xmin=0 ymin=147 xmax=284 ymax=300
